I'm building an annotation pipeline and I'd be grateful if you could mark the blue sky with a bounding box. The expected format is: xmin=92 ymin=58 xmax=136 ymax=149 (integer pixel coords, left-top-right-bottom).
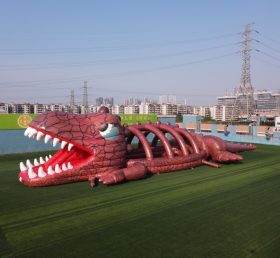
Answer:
xmin=1 ymin=0 xmax=280 ymax=105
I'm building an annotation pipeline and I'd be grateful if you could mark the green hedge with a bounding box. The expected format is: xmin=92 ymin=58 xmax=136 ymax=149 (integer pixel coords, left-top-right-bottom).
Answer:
xmin=119 ymin=114 xmax=157 ymax=125
xmin=0 ymin=114 xmax=158 ymax=130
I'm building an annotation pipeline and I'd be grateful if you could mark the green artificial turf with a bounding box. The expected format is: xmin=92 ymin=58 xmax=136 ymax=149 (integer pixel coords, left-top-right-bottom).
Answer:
xmin=0 ymin=145 xmax=280 ymax=257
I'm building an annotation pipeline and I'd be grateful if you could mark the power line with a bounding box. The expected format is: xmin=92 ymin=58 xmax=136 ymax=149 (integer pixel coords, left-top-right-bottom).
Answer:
xmin=87 ymin=87 xmax=220 ymax=97
xmin=0 ymin=42 xmax=239 ymax=71
xmin=253 ymin=56 xmax=280 ymax=69
xmin=91 ymin=51 xmax=239 ymax=79
xmin=0 ymin=32 xmax=241 ymax=55
xmin=256 ymin=41 xmax=280 ymax=54
xmin=0 ymin=51 xmax=239 ymax=89
xmin=0 ymin=76 xmax=87 ymax=87
xmin=257 ymin=50 xmax=280 ymax=63
xmin=258 ymin=33 xmax=280 ymax=45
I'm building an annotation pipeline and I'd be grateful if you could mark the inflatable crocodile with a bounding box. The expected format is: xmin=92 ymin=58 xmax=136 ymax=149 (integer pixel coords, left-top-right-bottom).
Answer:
xmin=18 ymin=107 xmax=256 ymax=187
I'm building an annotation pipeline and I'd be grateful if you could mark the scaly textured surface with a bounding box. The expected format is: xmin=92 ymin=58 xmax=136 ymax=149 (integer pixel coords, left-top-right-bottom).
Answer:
xmin=18 ymin=108 xmax=256 ymax=187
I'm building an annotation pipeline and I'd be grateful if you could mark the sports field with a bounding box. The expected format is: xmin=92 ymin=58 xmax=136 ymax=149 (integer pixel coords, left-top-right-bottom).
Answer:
xmin=0 ymin=144 xmax=280 ymax=257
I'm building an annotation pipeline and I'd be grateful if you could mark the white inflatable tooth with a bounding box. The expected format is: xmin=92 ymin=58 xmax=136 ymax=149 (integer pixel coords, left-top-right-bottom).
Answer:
xmin=34 ymin=158 xmax=40 ymax=166
xmin=39 ymin=157 xmax=45 ymax=164
xmin=45 ymin=156 xmax=49 ymax=162
xmin=53 ymin=138 xmax=60 ymax=147
xmin=38 ymin=167 xmax=47 ymax=178
xmin=26 ymin=159 xmax=33 ymax=168
xmin=49 ymin=154 xmax=52 ymax=158
xmin=44 ymin=135 xmax=52 ymax=144
xmin=62 ymin=163 xmax=67 ymax=171
xmin=55 ymin=164 xmax=62 ymax=173
xmin=67 ymin=162 xmax=73 ymax=169
xmin=47 ymin=166 xmax=55 ymax=175
xmin=24 ymin=127 xmax=32 ymax=136
xmin=28 ymin=167 xmax=37 ymax=179
xmin=68 ymin=143 xmax=74 ymax=151
xmin=28 ymin=128 xmax=37 ymax=138
xmin=36 ymin=131 xmax=44 ymax=141
xmin=61 ymin=141 xmax=67 ymax=149
xmin=20 ymin=162 xmax=27 ymax=171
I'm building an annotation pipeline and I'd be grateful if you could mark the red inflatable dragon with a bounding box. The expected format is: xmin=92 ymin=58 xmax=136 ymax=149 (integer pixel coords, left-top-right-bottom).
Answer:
xmin=18 ymin=107 xmax=256 ymax=187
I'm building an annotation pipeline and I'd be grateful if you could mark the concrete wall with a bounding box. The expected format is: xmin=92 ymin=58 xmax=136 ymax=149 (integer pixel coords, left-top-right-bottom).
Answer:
xmin=0 ymin=130 xmax=57 ymax=154
xmin=157 ymin=115 xmax=176 ymax=125
xmin=183 ymin=115 xmax=280 ymax=146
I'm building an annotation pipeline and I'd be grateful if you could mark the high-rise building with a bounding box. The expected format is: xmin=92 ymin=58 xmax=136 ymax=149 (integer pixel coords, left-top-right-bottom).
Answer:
xmin=33 ymin=103 xmax=45 ymax=114
xmin=159 ymin=95 xmax=177 ymax=105
xmin=96 ymin=97 xmax=103 ymax=106
xmin=96 ymin=97 xmax=114 ymax=106
xmin=124 ymin=97 xmax=141 ymax=105
xmin=112 ymin=105 xmax=125 ymax=114
xmin=104 ymin=97 xmax=114 ymax=106
xmin=255 ymin=90 xmax=280 ymax=112
xmin=193 ymin=106 xmax=211 ymax=117
xmin=124 ymin=105 xmax=139 ymax=114
xmin=0 ymin=103 xmax=9 ymax=113
xmin=211 ymin=105 xmax=238 ymax=121
xmin=177 ymin=104 xmax=193 ymax=115
xmin=139 ymin=103 xmax=161 ymax=114
xmin=160 ymin=104 xmax=177 ymax=115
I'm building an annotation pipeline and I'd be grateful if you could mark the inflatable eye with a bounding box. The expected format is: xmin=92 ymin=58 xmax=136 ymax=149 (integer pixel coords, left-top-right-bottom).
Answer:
xmin=99 ymin=123 xmax=119 ymax=140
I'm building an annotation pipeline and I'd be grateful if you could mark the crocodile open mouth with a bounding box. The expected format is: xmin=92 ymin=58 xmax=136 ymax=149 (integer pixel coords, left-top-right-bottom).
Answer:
xmin=18 ymin=126 xmax=92 ymax=182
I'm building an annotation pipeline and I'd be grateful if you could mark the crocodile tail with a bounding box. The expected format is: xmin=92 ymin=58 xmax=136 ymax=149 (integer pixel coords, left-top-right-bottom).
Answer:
xmin=226 ymin=142 xmax=256 ymax=153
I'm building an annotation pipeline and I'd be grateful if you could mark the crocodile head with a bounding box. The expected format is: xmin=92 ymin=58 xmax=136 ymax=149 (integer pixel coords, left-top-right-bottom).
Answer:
xmin=18 ymin=108 xmax=126 ymax=186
